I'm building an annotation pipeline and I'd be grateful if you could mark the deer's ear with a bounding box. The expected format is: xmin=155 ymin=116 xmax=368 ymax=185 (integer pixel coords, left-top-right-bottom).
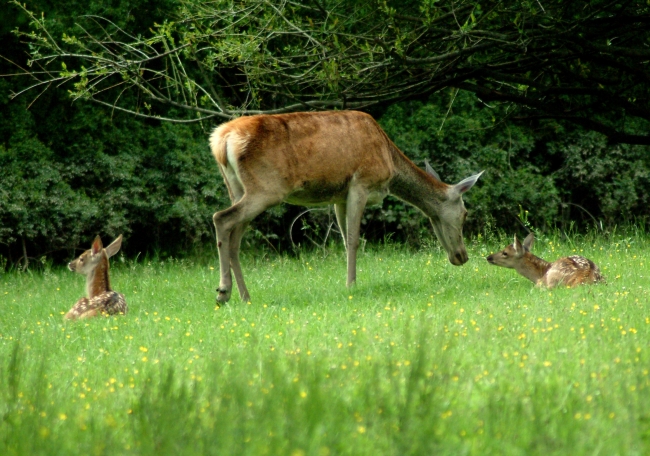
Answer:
xmin=513 ymin=234 xmax=522 ymax=255
xmin=523 ymin=233 xmax=535 ymax=251
xmin=450 ymin=171 xmax=484 ymax=196
xmin=91 ymin=236 xmax=103 ymax=255
xmin=425 ymin=160 xmax=441 ymax=181
xmin=105 ymin=235 xmax=123 ymax=258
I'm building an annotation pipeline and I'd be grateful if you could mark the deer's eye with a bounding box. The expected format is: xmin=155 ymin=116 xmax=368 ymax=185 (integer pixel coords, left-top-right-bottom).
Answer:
xmin=502 ymin=252 xmax=508 ymax=257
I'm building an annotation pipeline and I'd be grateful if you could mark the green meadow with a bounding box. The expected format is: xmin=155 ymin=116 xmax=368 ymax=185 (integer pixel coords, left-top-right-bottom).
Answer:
xmin=1 ymin=231 xmax=649 ymax=455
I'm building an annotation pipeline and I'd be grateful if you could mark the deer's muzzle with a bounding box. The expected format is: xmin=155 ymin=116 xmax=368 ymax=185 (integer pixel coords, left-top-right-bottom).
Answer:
xmin=450 ymin=250 xmax=468 ymax=266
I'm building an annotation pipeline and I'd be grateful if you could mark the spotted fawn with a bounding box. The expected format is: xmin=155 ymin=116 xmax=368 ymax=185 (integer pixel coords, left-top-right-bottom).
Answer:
xmin=486 ymin=233 xmax=604 ymax=288
xmin=65 ymin=235 xmax=127 ymax=320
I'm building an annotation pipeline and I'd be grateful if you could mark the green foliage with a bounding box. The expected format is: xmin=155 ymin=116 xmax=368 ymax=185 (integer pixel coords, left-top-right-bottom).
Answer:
xmin=1 ymin=0 xmax=230 ymax=265
xmin=374 ymin=90 xmax=650 ymax=244
xmin=0 ymin=79 xmax=227 ymax=261
xmin=376 ymin=91 xmax=560 ymax=241
xmin=10 ymin=0 xmax=650 ymax=146
xmin=0 ymin=86 xmax=92 ymax=250
xmin=549 ymin=129 xmax=650 ymax=226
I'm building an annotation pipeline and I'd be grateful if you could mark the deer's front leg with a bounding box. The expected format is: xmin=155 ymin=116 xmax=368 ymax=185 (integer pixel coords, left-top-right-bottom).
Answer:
xmin=344 ymin=186 xmax=368 ymax=287
xmin=334 ymin=203 xmax=348 ymax=252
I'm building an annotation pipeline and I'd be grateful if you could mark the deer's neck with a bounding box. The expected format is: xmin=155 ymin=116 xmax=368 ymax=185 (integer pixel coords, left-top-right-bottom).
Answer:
xmin=86 ymin=255 xmax=112 ymax=298
xmin=388 ymin=147 xmax=447 ymax=216
xmin=516 ymin=252 xmax=552 ymax=284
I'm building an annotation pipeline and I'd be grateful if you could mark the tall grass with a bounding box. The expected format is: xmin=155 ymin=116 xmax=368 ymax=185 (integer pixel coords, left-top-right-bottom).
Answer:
xmin=1 ymin=232 xmax=649 ymax=455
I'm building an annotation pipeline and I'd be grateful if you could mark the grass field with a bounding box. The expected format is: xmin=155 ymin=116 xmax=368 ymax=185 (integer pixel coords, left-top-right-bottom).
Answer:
xmin=1 ymin=231 xmax=649 ymax=455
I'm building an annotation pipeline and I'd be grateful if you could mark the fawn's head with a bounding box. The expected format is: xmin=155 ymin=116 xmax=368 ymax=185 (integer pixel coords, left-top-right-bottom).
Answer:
xmin=68 ymin=235 xmax=123 ymax=275
xmin=486 ymin=233 xmax=535 ymax=269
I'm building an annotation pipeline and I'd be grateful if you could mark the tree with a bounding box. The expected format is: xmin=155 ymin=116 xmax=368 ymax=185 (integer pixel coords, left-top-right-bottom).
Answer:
xmin=7 ymin=0 xmax=650 ymax=144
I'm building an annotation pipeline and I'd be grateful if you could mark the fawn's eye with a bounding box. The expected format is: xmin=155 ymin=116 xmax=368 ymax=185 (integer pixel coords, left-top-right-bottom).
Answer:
xmin=502 ymin=252 xmax=508 ymax=257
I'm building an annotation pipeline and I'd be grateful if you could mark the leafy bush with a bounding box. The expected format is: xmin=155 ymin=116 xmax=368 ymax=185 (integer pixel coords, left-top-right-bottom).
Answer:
xmin=0 ymin=82 xmax=227 ymax=265
xmin=4 ymin=82 xmax=650 ymax=266
xmin=373 ymin=90 xmax=650 ymax=244
xmin=375 ymin=91 xmax=560 ymax=242
xmin=549 ymin=128 xmax=650 ymax=227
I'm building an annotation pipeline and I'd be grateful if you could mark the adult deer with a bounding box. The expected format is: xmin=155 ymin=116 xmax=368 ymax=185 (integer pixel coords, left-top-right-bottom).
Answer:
xmin=210 ymin=110 xmax=483 ymax=303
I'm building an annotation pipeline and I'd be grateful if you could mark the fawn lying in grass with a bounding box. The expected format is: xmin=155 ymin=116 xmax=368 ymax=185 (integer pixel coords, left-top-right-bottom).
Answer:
xmin=486 ymin=233 xmax=604 ymax=288
xmin=65 ymin=235 xmax=128 ymax=320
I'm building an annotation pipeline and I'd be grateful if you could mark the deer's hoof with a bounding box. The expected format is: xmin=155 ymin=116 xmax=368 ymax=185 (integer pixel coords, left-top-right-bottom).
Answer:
xmin=216 ymin=287 xmax=231 ymax=303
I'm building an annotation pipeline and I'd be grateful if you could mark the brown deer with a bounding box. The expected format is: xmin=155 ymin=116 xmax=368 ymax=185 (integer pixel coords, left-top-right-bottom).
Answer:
xmin=209 ymin=110 xmax=483 ymax=303
xmin=65 ymin=235 xmax=128 ymax=320
xmin=486 ymin=233 xmax=604 ymax=288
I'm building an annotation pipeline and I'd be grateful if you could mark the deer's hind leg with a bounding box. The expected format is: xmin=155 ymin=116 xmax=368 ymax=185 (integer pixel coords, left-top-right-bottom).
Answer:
xmin=213 ymin=191 xmax=280 ymax=303
xmin=217 ymin=174 xmax=251 ymax=302
xmin=64 ymin=297 xmax=91 ymax=320
xmin=230 ymin=222 xmax=251 ymax=302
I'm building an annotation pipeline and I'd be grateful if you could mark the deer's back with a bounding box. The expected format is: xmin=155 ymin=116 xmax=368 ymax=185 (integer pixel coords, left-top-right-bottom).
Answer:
xmin=540 ymin=255 xmax=604 ymax=288
xmin=209 ymin=111 xmax=396 ymax=205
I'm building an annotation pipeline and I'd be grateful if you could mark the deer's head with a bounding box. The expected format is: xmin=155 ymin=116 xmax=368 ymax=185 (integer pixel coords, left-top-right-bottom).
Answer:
xmin=68 ymin=235 xmax=123 ymax=275
xmin=486 ymin=233 xmax=535 ymax=268
xmin=428 ymin=166 xmax=483 ymax=266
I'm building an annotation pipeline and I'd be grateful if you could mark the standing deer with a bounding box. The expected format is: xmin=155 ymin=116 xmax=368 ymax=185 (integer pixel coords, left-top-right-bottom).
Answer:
xmin=486 ymin=233 xmax=604 ymax=288
xmin=210 ymin=110 xmax=483 ymax=303
xmin=65 ymin=235 xmax=128 ymax=320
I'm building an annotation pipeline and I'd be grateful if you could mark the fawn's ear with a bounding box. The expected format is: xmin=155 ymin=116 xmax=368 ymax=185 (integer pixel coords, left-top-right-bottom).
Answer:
xmin=104 ymin=235 xmax=123 ymax=258
xmin=523 ymin=233 xmax=535 ymax=252
xmin=91 ymin=236 xmax=103 ymax=255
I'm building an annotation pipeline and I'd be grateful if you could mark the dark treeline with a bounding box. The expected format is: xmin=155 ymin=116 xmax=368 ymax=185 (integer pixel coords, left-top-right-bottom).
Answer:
xmin=2 ymin=1 xmax=650 ymax=269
